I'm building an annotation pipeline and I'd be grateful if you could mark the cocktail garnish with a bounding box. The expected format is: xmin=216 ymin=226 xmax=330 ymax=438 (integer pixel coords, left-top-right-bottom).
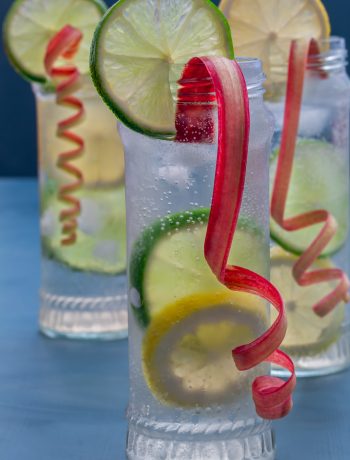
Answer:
xmin=44 ymin=26 xmax=85 ymax=246
xmin=176 ymin=56 xmax=296 ymax=419
xmin=271 ymin=39 xmax=350 ymax=317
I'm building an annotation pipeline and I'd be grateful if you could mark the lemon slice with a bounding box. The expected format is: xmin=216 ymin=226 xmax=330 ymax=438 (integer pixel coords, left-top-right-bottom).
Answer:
xmin=143 ymin=291 xmax=267 ymax=407
xmin=220 ymin=0 xmax=330 ymax=96
xmin=271 ymin=247 xmax=344 ymax=356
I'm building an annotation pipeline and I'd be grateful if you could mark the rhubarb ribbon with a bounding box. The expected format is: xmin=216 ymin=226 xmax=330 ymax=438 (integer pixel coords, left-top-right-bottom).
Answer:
xmin=176 ymin=56 xmax=296 ymax=420
xmin=271 ymin=39 xmax=350 ymax=317
xmin=44 ymin=25 xmax=85 ymax=246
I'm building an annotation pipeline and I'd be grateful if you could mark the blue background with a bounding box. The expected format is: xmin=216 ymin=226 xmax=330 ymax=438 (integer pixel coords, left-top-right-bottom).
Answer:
xmin=0 ymin=0 xmax=347 ymax=176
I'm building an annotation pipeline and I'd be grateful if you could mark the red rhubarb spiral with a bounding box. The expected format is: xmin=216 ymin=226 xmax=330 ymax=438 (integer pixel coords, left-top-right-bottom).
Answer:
xmin=176 ymin=56 xmax=296 ymax=420
xmin=271 ymin=39 xmax=350 ymax=317
xmin=44 ymin=25 xmax=85 ymax=246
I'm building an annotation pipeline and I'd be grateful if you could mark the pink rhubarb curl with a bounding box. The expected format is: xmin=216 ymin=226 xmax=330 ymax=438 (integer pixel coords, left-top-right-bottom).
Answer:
xmin=271 ymin=39 xmax=350 ymax=317
xmin=176 ymin=56 xmax=296 ymax=420
xmin=44 ymin=25 xmax=85 ymax=246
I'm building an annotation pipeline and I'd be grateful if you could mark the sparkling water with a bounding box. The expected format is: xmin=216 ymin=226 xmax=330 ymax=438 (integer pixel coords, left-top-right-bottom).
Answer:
xmin=35 ymin=79 xmax=128 ymax=339
xmin=120 ymin=59 xmax=276 ymax=459
xmin=267 ymin=41 xmax=350 ymax=376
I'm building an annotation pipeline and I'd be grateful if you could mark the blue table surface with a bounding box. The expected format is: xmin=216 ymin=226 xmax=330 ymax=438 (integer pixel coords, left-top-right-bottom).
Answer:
xmin=0 ymin=178 xmax=349 ymax=460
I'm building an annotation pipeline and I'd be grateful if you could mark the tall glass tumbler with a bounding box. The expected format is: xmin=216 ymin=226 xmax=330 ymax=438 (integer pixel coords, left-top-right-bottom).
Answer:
xmin=267 ymin=37 xmax=350 ymax=376
xmin=35 ymin=77 xmax=127 ymax=339
xmin=121 ymin=59 xmax=276 ymax=459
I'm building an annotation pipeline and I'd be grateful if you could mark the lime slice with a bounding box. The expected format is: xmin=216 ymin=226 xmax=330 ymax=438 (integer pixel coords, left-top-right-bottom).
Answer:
xmin=130 ymin=209 xmax=267 ymax=326
xmin=3 ymin=0 xmax=107 ymax=83
xmin=271 ymin=247 xmax=344 ymax=356
xmin=220 ymin=0 xmax=330 ymax=97
xmin=90 ymin=0 xmax=234 ymax=138
xmin=270 ymin=139 xmax=349 ymax=257
xmin=41 ymin=186 xmax=126 ymax=274
xmin=143 ymin=291 xmax=266 ymax=407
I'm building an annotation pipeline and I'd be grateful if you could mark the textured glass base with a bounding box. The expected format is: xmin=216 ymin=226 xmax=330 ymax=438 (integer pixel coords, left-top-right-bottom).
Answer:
xmin=273 ymin=325 xmax=350 ymax=378
xmin=126 ymin=421 xmax=275 ymax=460
xmin=39 ymin=290 xmax=128 ymax=340
xmin=39 ymin=256 xmax=128 ymax=340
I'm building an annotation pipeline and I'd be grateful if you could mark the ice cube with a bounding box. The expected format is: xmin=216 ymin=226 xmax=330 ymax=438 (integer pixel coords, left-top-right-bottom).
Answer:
xmin=266 ymin=102 xmax=330 ymax=138
xmin=41 ymin=209 xmax=56 ymax=237
xmin=78 ymin=198 xmax=104 ymax=235
xmin=159 ymin=165 xmax=190 ymax=187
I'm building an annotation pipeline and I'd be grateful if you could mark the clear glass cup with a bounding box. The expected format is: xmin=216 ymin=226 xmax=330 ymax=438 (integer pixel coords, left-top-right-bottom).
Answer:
xmin=35 ymin=77 xmax=127 ymax=339
xmin=267 ymin=37 xmax=350 ymax=376
xmin=121 ymin=59 xmax=276 ymax=459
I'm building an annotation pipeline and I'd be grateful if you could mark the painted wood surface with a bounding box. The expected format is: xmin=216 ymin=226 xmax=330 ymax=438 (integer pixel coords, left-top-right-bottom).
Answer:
xmin=0 ymin=179 xmax=349 ymax=459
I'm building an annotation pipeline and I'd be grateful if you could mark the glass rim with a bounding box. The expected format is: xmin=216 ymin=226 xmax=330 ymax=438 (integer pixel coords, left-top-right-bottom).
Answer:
xmin=172 ymin=57 xmax=265 ymax=96
xmin=307 ymin=36 xmax=347 ymax=70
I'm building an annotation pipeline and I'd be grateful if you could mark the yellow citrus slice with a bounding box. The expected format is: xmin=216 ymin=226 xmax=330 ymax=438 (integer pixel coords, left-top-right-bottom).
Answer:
xmin=271 ymin=247 xmax=344 ymax=356
xmin=220 ymin=0 xmax=330 ymax=96
xmin=143 ymin=291 xmax=267 ymax=407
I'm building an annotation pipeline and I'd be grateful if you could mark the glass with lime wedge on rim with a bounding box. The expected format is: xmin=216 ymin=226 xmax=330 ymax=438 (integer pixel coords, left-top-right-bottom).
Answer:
xmin=3 ymin=0 xmax=128 ymax=339
xmin=90 ymin=0 xmax=295 ymax=457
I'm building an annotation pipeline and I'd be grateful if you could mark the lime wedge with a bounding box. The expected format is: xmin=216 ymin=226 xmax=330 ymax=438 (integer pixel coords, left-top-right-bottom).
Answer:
xmin=3 ymin=0 xmax=107 ymax=83
xmin=143 ymin=291 xmax=266 ymax=407
xmin=90 ymin=0 xmax=234 ymax=138
xmin=130 ymin=209 xmax=267 ymax=326
xmin=270 ymin=139 xmax=349 ymax=257
xmin=271 ymin=247 xmax=344 ymax=356
xmin=41 ymin=186 xmax=126 ymax=274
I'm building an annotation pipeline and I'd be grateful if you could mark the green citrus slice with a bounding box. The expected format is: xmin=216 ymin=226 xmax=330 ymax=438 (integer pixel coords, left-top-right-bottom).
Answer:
xmin=3 ymin=0 xmax=107 ymax=83
xmin=41 ymin=185 xmax=126 ymax=274
xmin=270 ymin=139 xmax=349 ymax=257
xmin=90 ymin=0 xmax=233 ymax=138
xmin=143 ymin=291 xmax=266 ymax=407
xmin=271 ymin=247 xmax=344 ymax=356
xmin=130 ymin=209 xmax=267 ymax=326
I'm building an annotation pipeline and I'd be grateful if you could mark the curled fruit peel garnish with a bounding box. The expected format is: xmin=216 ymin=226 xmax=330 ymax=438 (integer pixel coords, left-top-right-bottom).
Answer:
xmin=271 ymin=39 xmax=350 ymax=317
xmin=176 ymin=56 xmax=296 ymax=420
xmin=44 ymin=25 xmax=85 ymax=246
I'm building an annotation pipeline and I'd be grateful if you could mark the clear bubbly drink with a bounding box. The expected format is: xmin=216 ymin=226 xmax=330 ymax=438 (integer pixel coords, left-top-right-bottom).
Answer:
xmin=36 ymin=77 xmax=127 ymax=339
xmin=122 ymin=59 xmax=276 ymax=460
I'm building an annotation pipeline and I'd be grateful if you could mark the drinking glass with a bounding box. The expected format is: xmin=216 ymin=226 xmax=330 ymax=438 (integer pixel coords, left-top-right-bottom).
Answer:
xmin=35 ymin=77 xmax=127 ymax=339
xmin=267 ymin=37 xmax=350 ymax=376
xmin=121 ymin=59 xmax=276 ymax=459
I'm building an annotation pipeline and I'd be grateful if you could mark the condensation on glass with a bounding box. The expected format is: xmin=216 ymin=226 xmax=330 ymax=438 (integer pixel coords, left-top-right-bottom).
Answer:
xmin=120 ymin=59 xmax=276 ymax=460
xmin=267 ymin=37 xmax=350 ymax=377
xmin=34 ymin=76 xmax=127 ymax=339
